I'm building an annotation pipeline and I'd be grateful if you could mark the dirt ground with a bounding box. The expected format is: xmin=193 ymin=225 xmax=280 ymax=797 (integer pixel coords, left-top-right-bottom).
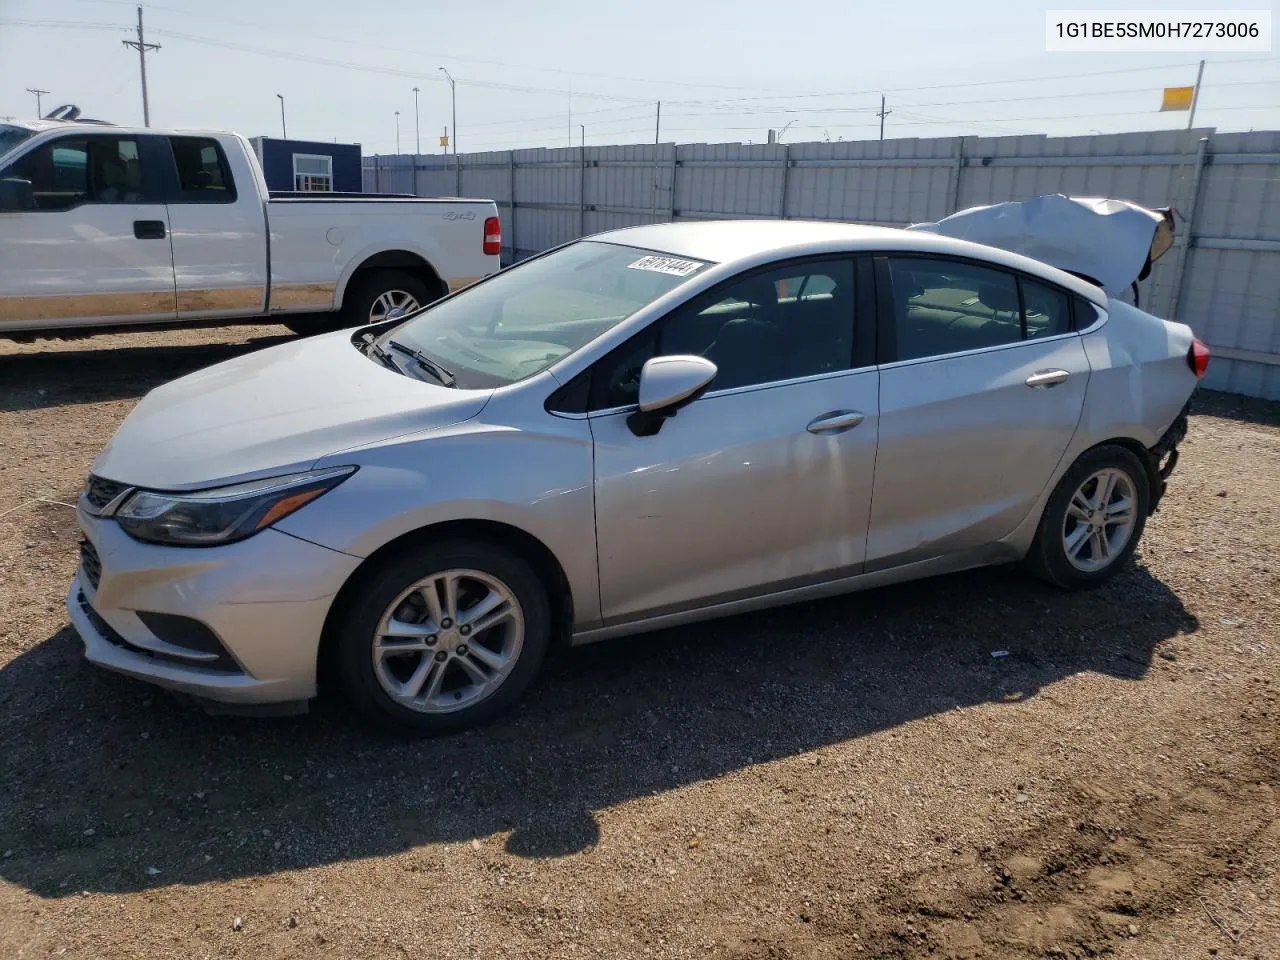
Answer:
xmin=0 ymin=324 xmax=1276 ymax=960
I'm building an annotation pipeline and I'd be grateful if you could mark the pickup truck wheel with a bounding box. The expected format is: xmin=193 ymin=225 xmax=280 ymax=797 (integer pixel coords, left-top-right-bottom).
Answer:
xmin=345 ymin=269 xmax=436 ymax=327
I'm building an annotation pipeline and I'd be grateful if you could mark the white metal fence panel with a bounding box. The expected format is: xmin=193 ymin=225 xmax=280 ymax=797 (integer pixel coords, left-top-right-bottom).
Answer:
xmin=365 ymin=127 xmax=1280 ymax=399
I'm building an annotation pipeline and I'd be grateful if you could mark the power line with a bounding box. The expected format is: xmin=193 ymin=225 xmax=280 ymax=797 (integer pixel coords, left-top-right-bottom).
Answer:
xmin=665 ymin=56 xmax=1275 ymax=107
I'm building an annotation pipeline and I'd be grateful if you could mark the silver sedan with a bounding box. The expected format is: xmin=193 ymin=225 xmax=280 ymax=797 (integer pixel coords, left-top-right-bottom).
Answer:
xmin=68 ymin=220 xmax=1208 ymax=733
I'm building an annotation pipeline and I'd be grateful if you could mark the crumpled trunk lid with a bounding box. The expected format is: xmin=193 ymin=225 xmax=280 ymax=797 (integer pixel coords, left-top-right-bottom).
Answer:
xmin=907 ymin=195 xmax=1175 ymax=294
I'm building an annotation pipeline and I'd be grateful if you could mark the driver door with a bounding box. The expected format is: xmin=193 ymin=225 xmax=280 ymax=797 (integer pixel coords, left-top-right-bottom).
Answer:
xmin=588 ymin=257 xmax=880 ymax=625
xmin=0 ymin=133 xmax=177 ymax=329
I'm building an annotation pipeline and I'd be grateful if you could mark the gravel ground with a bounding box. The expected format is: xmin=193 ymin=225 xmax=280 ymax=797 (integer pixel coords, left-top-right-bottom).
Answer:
xmin=0 ymin=325 xmax=1277 ymax=960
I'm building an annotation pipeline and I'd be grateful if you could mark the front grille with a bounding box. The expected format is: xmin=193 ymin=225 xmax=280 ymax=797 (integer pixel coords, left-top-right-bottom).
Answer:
xmin=79 ymin=539 xmax=102 ymax=591
xmin=84 ymin=474 xmax=130 ymax=510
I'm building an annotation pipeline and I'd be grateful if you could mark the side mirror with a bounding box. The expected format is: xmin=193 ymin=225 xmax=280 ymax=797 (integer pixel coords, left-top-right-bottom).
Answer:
xmin=627 ymin=355 xmax=717 ymax=437
xmin=0 ymin=178 xmax=34 ymax=212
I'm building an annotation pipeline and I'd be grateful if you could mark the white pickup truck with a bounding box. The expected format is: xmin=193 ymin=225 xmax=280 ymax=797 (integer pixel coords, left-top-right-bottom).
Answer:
xmin=0 ymin=117 xmax=501 ymax=336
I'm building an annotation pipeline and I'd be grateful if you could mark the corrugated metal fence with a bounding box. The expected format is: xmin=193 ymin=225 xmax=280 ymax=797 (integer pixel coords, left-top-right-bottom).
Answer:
xmin=365 ymin=129 xmax=1280 ymax=400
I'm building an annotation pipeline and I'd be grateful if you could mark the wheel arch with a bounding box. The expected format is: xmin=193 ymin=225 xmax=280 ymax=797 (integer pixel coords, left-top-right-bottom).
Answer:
xmin=1073 ymin=435 xmax=1161 ymax=511
xmin=316 ymin=518 xmax=574 ymax=689
xmin=337 ymin=249 xmax=447 ymax=308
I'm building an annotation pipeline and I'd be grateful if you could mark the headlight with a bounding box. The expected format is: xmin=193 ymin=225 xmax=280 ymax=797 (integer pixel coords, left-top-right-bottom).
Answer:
xmin=115 ymin=466 xmax=356 ymax=546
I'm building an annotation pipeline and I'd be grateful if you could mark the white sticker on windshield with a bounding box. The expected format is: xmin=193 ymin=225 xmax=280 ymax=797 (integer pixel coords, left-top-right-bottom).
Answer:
xmin=627 ymin=255 xmax=702 ymax=277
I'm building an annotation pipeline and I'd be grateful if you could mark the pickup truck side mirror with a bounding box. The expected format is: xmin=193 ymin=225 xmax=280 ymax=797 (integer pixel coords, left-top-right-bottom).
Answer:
xmin=0 ymin=178 xmax=34 ymax=212
xmin=627 ymin=355 xmax=718 ymax=437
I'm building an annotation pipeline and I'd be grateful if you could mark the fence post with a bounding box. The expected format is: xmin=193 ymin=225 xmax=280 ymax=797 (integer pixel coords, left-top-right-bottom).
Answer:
xmin=778 ymin=143 xmax=791 ymax=219
xmin=668 ymin=145 xmax=678 ymax=222
xmin=947 ymin=136 xmax=965 ymax=215
xmin=1165 ymin=136 xmax=1210 ymax=323
xmin=508 ymin=151 xmax=517 ymax=264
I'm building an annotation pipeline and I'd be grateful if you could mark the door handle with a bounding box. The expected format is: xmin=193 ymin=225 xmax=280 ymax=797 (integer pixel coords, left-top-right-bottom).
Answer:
xmin=1025 ymin=369 xmax=1070 ymax=389
xmin=806 ymin=410 xmax=865 ymax=434
xmin=133 ymin=219 xmax=166 ymax=240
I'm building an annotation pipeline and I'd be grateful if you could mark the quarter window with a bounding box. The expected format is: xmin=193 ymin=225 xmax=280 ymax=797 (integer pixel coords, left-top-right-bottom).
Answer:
xmin=169 ymin=137 xmax=235 ymax=202
xmin=591 ymin=258 xmax=856 ymax=410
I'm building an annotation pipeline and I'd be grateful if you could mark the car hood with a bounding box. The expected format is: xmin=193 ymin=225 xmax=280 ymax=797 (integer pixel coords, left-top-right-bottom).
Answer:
xmin=908 ymin=195 xmax=1175 ymax=293
xmin=92 ymin=332 xmax=491 ymax=489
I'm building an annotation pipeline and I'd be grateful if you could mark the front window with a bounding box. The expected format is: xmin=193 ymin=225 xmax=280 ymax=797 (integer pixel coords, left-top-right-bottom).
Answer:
xmin=378 ymin=241 xmax=710 ymax=388
xmin=2 ymin=135 xmax=145 ymax=211
xmin=0 ymin=123 xmax=35 ymax=161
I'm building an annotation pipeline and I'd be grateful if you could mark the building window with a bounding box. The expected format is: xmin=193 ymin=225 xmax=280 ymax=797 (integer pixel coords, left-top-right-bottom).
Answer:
xmin=292 ymin=153 xmax=333 ymax=192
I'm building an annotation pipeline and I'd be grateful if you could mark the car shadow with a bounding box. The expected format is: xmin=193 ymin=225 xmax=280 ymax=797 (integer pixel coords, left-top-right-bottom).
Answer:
xmin=0 ymin=334 xmax=295 ymax=413
xmin=0 ymin=562 xmax=1196 ymax=897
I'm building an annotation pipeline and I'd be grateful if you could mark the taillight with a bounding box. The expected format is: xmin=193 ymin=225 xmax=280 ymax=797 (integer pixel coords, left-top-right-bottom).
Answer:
xmin=1188 ymin=337 xmax=1210 ymax=379
xmin=483 ymin=216 xmax=501 ymax=256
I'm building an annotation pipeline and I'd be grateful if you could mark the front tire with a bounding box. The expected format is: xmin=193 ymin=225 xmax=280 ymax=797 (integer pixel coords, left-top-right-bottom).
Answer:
xmin=1025 ymin=444 xmax=1151 ymax=589
xmin=335 ymin=540 xmax=551 ymax=735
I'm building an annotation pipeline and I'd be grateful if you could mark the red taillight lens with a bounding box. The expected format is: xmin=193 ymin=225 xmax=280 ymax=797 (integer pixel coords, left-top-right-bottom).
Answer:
xmin=483 ymin=215 xmax=501 ymax=256
xmin=1188 ymin=337 xmax=1210 ymax=379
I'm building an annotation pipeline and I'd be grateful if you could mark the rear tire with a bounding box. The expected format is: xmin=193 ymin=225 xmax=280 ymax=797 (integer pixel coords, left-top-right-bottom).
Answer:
xmin=334 ymin=540 xmax=551 ymax=736
xmin=285 ymin=269 xmax=439 ymax=335
xmin=1025 ymin=444 xmax=1151 ymax=589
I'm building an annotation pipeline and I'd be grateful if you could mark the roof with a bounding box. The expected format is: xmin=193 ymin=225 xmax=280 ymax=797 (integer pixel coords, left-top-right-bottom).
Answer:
xmin=591 ymin=219 xmax=1107 ymax=305
xmin=4 ymin=118 xmax=237 ymax=139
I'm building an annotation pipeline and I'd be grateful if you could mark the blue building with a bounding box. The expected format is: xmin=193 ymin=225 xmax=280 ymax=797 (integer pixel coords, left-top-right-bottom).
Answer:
xmin=249 ymin=137 xmax=363 ymax=193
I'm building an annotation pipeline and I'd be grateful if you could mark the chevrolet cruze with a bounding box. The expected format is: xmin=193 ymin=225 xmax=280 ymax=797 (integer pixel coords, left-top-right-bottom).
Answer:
xmin=69 ymin=219 xmax=1207 ymax=734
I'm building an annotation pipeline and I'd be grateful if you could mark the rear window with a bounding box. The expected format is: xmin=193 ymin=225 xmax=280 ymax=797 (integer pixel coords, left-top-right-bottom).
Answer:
xmin=169 ymin=137 xmax=236 ymax=203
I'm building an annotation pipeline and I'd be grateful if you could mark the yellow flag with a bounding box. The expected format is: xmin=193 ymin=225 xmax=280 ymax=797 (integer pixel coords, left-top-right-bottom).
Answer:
xmin=439 ymin=134 xmax=450 ymax=147
xmin=1160 ymin=86 xmax=1195 ymax=112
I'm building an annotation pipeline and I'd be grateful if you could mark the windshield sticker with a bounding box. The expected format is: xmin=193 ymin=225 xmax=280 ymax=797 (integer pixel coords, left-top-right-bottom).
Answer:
xmin=627 ymin=255 xmax=702 ymax=277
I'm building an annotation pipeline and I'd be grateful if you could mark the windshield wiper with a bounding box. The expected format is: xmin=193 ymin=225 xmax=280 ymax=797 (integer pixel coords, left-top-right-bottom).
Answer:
xmin=387 ymin=339 xmax=457 ymax=387
xmin=363 ymin=337 xmax=401 ymax=372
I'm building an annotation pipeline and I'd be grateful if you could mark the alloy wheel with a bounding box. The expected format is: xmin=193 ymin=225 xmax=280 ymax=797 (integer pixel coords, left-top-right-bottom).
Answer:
xmin=371 ymin=569 xmax=525 ymax=714
xmin=1061 ymin=467 xmax=1138 ymax=573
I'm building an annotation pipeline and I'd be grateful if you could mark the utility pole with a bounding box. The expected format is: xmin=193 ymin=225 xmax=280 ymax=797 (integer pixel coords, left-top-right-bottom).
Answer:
xmin=276 ymin=93 xmax=287 ymax=138
xmin=121 ymin=5 xmax=160 ymax=127
xmin=654 ymin=100 xmax=661 ymax=144
xmin=412 ymin=86 xmax=421 ymax=154
xmin=1187 ymin=59 xmax=1205 ymax=130
xmin=25 ymin=88 xmax=49 ymax=118
xmin=395 ymin=111 xmax=401 ymax=154
xmin=877 ymin=95 xmax=891 ymax=141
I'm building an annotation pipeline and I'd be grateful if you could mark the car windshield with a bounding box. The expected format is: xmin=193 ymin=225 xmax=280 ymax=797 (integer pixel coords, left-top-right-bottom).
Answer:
xmin=0 ymin=124 xmax=35 ymax=161
xmin=375 ymin=240 xmax=710 ymax=388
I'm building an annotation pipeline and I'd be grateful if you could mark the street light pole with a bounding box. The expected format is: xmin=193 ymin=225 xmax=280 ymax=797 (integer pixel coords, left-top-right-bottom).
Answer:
xmin=412 ymin=86 xmax=421 ymax=154
xmin=438 ymin=66 xmax=458 ymax=194
xmin=395 ymin=111 xmax=401 ymax=154
xmin=276 ymin=94 xmax=287 ymax=139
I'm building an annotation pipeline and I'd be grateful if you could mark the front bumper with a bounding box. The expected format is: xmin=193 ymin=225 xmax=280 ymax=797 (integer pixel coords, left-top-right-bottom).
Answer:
xmin=68 ymin=501 xmax=361 ymax=705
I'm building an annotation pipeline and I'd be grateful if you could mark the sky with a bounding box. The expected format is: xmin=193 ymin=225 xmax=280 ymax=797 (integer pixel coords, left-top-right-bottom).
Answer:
xmin=0 ymin=0 xmax=1277 ymax=156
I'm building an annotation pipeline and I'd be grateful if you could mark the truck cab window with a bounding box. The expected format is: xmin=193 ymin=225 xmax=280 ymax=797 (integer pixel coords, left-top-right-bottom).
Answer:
xmin=3 ymin=137 xmax=145 ymax=211
xmin=169 ymin=137 xmax=236 ymax=202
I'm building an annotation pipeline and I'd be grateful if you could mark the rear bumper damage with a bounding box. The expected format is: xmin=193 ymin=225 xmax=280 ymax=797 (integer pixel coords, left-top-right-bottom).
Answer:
xmin=1147 ymin=397 xmax=1192 ymax=511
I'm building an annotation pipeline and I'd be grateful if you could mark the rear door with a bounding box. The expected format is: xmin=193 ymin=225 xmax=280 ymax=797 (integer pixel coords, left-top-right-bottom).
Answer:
xmin=866 ymin=254 xmax=1090 ymax=570
xmin=163 ymin=136 xmax=268 ymax=319
xmin=0 ymin=133 xmax=176 ymax=328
